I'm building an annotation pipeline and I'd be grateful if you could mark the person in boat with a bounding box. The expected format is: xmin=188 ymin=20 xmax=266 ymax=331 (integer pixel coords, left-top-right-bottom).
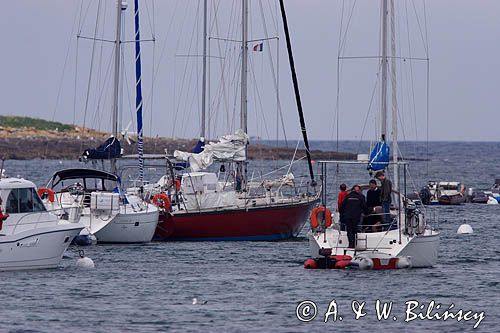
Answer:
xmin=365 ymin=179 xmax=382 ymax=231
xmin=338 ymin=183 xmax=348 ymax=231
xmin=337 ymin=183 xmax=348 ymax=210
xmin=339 ymin=184 xmax=368 ymax=249
xmin=0 ymin=197 xmax=8 ymax=230
xmin=375 ymin=171 xmax=393 ymax=228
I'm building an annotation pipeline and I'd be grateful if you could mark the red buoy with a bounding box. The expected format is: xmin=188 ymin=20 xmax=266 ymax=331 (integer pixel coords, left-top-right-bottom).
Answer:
xmin=304 ymin=259 xmax=317 ymax=269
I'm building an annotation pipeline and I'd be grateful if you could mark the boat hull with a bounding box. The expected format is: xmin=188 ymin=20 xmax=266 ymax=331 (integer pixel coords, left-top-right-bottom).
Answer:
xmin=93 ymin=208 xmax=159 ymax=243
xmin=0 ymin=225 xmax=83 ymax=271
xmin=308 ymin=228 xmax=439 ymax=268
xmin=438 ymin=194 xmax=466 ymax=205
xmin=398 ymin=232 xmax=439 ymax=268
xmin=154 ymin=200 xmax=318 ymax=241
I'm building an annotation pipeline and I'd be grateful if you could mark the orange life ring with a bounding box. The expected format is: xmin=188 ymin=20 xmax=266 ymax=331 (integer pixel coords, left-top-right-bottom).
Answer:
xmin=38 ymin=187 xmax=55 ymax=203
xmin=152 ymin=193 xmax=171 ymax=210
xmin=310 ymin=206 xmax=332 ymax=229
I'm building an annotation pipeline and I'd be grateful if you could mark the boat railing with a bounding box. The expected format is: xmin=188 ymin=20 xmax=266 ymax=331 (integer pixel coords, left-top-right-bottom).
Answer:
xmin=10 ymin=208 xmax=75 ymax=234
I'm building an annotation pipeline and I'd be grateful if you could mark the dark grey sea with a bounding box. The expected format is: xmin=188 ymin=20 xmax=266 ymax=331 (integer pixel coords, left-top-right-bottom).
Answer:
xmin=0 ymin=141 xmax=498 ymax=332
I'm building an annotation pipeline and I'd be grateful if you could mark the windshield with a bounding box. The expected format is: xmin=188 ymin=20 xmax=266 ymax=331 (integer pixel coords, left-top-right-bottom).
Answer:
xmin=5 ymin=188 xmax=46 ymax=214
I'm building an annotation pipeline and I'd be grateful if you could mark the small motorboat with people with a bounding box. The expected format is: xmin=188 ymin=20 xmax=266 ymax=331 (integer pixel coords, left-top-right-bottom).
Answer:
xmin=420 ymin=181 xmax=466 ymax=205
xmin=42 ymin=168 xmax=158 ymax=243
xmin=0 ymin=175 xmax=84 ymax=270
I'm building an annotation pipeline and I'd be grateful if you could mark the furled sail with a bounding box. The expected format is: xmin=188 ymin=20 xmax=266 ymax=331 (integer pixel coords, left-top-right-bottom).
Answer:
xmin=367 ymin=141 xmax=390 ymax=171
xmin=174 ymin=130 xmax=248 ymax=172
xmin=81 ymin=137 xmax=122 ymax=161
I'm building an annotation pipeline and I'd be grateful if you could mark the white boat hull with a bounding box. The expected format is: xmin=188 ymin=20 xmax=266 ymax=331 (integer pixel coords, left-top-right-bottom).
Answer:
xmin=0 ymin=225 xmax=83 ymax=271
xmin=309 ymin=228 xmax=439 ymax=268
xmin=92 ymin=206 xmax=159 ymax=243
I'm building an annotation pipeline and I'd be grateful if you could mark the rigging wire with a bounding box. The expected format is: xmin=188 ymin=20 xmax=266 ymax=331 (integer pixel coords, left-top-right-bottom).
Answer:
xmin=257 ymin=0 xmax=288 ymax=147
xmin=82 ymin=0 xmax=103 ymax=138
xmin=51 ymin=2 xmax=80 ymax=124
xmin=248 ymin=56 xmax=271 ymax=140
xmin=91 ymin=1 xmax=108 ymax=133
xmin=171 ymin=1 xmax=200 ymax=137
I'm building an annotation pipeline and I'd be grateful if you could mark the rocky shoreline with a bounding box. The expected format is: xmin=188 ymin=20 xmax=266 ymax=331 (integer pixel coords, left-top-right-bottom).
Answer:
xmin=0 ymin=127 xmax=355 ymax=161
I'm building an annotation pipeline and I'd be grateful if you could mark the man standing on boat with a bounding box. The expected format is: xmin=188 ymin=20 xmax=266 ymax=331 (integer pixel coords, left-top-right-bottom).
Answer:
xmin=375 ymin=171 xmax=392 ymax=228
xmin=365 ymin=179 xmax=382 ymax=231
xmin=339 ymin=185 xmax=367 ymax=249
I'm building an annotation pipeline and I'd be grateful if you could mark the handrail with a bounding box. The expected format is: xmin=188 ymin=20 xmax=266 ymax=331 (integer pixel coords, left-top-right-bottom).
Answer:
xmin=9 ymin=208 xmax=71 ymax=234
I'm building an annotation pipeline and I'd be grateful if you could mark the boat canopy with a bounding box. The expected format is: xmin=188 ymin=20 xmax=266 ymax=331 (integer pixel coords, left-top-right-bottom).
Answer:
xmin=367 ymin=141 xmax=390 ymax=172
xmin=48 ymin=168 xmax=119 ymax=188
xmin=173 ymin=130 xmax=248 ymax=172
xmin=81 ymin=137 xmax=122 ymax=161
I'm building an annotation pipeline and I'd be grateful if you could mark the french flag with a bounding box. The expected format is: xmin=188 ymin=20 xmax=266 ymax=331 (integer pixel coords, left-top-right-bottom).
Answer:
xmin=253 ymin=43 xmax=263 ymax=52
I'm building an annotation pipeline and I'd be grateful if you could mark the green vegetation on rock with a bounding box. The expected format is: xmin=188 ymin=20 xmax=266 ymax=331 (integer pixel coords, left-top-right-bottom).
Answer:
xmin=0 ymin=116 xmax=74 ymax=132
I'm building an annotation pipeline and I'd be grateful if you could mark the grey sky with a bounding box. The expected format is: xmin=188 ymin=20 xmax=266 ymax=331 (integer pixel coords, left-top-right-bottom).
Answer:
xmin=1 ymin=1 xmax=499 ymax=142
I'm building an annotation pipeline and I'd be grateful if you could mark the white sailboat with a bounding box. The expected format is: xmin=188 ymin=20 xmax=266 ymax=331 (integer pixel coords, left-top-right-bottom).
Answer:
xmin=44 ymin=0 xmax=158 ymax=244
xmin=307 ymin=0 xmax=439 ymax=269
xmin=0 ymin=176 xmax=84 ymax=270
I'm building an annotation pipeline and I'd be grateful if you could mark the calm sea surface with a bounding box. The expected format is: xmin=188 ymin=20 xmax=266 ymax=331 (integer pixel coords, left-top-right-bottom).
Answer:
xmin=0 ymin=141 xmax=498 ymax=332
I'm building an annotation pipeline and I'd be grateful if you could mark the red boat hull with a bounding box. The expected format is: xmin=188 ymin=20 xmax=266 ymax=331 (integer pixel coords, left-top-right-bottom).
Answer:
xmin=154 ymin=200 xmax=318 ymax=241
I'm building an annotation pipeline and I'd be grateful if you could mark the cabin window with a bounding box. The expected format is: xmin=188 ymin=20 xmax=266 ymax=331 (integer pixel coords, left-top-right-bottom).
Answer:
xmin=5 ymin=188 xmax=46 ymax=214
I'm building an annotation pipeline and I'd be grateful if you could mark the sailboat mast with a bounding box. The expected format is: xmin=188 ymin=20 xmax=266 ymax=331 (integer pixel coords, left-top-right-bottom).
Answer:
xmin=389 ymin=0 xmax=398 ymax=190
xmin=278 ymin=0 xmax=315 ymax=184
xmin=111 ymin=0 xmax=124 ymax=174
xmin=240 ymin=0 xmax=248 ymax=133
xmin=201 ymin=0 xmax=208 ymax=138
xmin=380 ymin=0 xmax=388 ymax=142
xmin=134 ymin=0 xmax=144 ymax=185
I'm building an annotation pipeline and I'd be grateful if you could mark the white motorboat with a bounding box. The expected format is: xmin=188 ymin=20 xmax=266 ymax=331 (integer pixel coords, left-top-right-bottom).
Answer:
xmin=43 ymin=168 xmax=158 ymax=244
xmin=0 ymin=177 xmax=84 ymax=271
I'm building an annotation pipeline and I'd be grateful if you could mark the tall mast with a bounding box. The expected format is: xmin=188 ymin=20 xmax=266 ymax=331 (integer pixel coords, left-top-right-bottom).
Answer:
xmin=279 ymin=0 xmax=315 ymax=184
xmin=134 ymin=0 xmax=144 ymax=185
xmin=235 ymin=0 xmax=249 ymax=192
xmin=390 ymin=0 xmax=398 ymax=190
xmin=111 ymin=0 xmax=124 ymax=174
xmin=240 ymin=0 xmax=248 ymax=133
xmin=380 ymin=0 xmax=388 ymax=142
xmin=201 ymin=0 xmax=208 ymax=138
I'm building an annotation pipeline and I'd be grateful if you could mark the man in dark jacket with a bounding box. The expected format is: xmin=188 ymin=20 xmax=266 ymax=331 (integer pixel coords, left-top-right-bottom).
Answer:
xmin=364 ymin=179 xmax=382 ymax=230
xmin=375 ymin=171 xmax=393 ymax=227
xmin=339 ymin=185 xmax=368 ymax=248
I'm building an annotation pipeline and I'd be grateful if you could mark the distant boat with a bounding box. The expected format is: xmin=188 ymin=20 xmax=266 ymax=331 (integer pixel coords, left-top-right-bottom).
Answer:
xmin=0 ymin=176 xmax=84 ymax=270
xmin=485 ymin=179 xmax=500 ymax=203
xmin=423 ymin=181 xmax=466 ymax=205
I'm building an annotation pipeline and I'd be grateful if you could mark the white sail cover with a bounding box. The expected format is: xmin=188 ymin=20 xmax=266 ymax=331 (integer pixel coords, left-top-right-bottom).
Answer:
xmin=174 ymin=129 xmax=249 ymax=172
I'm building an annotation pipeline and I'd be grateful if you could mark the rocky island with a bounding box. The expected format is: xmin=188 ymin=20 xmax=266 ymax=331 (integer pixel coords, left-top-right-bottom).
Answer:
xmin=0 ymin=116 xmax=355 ymax=161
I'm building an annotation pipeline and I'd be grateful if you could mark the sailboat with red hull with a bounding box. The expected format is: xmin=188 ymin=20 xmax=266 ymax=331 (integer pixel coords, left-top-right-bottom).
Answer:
xmin=147 ymin=0 xmax=319 ymax=241
xmin=155 ymin=200 xmax=316 ymax=241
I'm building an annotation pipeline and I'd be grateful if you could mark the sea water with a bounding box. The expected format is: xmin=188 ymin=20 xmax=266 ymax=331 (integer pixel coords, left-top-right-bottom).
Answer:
xmin=0 ymin=141 xmax=498 ymax=332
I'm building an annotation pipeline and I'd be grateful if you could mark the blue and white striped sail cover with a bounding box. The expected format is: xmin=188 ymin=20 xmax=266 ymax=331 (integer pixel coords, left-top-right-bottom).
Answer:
xmin=367 ymin=141 xmax=390 ymax=171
